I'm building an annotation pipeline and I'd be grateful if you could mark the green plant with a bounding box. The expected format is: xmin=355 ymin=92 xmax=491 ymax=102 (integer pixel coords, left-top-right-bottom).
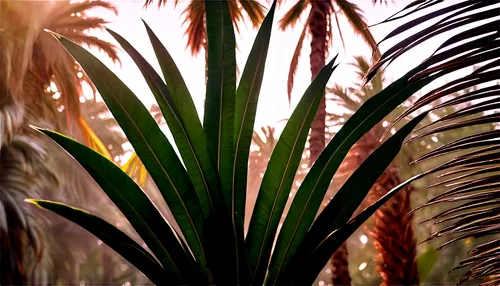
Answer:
xmin=280 ymin=2 xmax=385 ymax=280
xmin=26 ymin=1 xmax=430 ymax=284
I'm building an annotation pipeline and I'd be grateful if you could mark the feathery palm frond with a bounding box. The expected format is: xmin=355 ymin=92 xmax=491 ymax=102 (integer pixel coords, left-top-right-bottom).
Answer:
xmin=333 ymin=0 xmax=381 ymax=59
xmin=366 ymin=0 xmax=500 ymax=284
xmin=281 ymin=0 xmax=381 ymax=100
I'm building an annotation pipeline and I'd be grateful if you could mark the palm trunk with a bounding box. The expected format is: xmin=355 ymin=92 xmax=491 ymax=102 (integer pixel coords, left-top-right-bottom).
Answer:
xmin=338 ymin=129 xmax=418 ymax=285
xmin=367 ymin=168 xmax=419 ymax=285
xmin=309 ymin=1 xmax=351 ymax=285
xmin=308 ymin=0 xmax=328 ymax=164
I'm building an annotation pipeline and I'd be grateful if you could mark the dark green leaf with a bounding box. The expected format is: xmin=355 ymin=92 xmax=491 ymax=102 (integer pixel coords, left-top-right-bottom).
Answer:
xmin=27 ymin=199 xmax=169 ymax=285
xmin=204 ymin=0 xmax=240 ymax=283
xmin=299 ymin=174 xmax=423 ymax=284
xmin=143 ymin=21 xmax=223 ymax=218
xmin=246 ymin=57 xmax=338 ymax=285
xmin=53 ymin=33 xmax=208 ymax=281
xmin=279 ymin=113 xmax=427 ymax=284
xmin=33 ymin=128 xmax=195 ymax=282
xmin=107 ymin=28 xmax=212 ymax=271
xmin=205 ymin=0 xmax=237 ymax=210
xmin=232 ymin=0 xmax=276 ymax=244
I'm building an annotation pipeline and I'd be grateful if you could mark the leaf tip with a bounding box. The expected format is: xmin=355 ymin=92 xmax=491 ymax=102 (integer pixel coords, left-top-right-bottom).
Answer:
xmin=24 ymin=199 xmax=42 ymax=208
xmin=44 ymin=29 xmax=62 ymax=40
xmin=29 ymin=125 xmax=48 ymax=135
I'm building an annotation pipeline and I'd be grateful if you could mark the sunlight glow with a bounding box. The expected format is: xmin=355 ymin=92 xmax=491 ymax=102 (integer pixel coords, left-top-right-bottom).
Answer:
xmin=50 ymin=82 xmax=58 ymax=92
xmin=360 ymin=235 xmax=368 ymax=244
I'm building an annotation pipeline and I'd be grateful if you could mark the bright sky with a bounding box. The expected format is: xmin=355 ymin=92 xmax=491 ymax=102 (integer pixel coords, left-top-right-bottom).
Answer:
xmin=85 ymin=0 xmax=434 ymax=130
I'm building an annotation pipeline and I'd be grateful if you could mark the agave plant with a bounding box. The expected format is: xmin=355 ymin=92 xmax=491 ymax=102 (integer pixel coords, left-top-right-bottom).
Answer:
xmin=26 ymin=1 xmax=430 ymax=284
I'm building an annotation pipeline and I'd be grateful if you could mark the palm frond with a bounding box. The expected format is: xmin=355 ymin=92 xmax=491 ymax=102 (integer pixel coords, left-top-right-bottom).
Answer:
xmin=239 ymin=0 xmax=266 ymax=27
xmin=1 ymin=1 xmax=122 ymax=282
xmin=48 ymin=0 xmax=119 ymax=62
xmin=182 ymin=0 xmax=206 ymax=55
xmin=331 ymin=9 xmax=346 ymax=51
xmin=334 ymin=0 xmax=381 ymax=60
xmin=368 ymin=0 xmax=500 ymax=284
xmin=64 ymin=34 xmax=119 ymax=63
xmin=279 ymin=0 xmax=309 ymax=30
xmin=53 ymin=0 xmax=117 ymax=19
xmin=287 ymin=20 xmax=309 ymax=102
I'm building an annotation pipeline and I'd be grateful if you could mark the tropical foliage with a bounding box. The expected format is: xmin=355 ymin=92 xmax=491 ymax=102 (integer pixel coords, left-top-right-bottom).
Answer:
xmin=7 ymin=0 xmax=497 ymax=284
xmin=280 ymin=2 xmax=383 ymax=279
xmin=144 ymin=0 xmax=265 ymax=80
xmin=280 ymin=0 xmax=381 ymax=165
xmin=327 ymin=56 xmax=419 ymax=285
xmin=0 ymin=1 xmax=120 ymax=284
xmin=364 ymin=0 xmax=499 ymax=284
xmin=27 ymin=1 xmax=431 ymax=284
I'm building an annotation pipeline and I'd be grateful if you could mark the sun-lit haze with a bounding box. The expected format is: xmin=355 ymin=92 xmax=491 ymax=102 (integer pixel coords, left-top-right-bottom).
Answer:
xmin=85 ymin=1 xmax=425 ymax=127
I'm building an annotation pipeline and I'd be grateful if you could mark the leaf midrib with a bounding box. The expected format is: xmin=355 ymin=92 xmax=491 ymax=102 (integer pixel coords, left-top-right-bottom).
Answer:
xmin=85 ymin=60 xmax=204 ymax=269
xmin=142 ymin=59 xmax=215 ymax=216
xmin=232 ymin=56 xmax=263 ymax=222
xmin=274 ymin=76 xmax=425 ymax=280
xmin=87 ymin=162 xmax=180 ymax=274
xmin=252 ymin=87 xmax=319 ymax=282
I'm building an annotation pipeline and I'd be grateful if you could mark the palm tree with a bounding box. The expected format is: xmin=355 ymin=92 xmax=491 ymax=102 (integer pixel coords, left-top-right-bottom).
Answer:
xmin=280 ymin=5 xmax=380 ymax=281
xmin=280 ymin=0 xmax=381 ymax=164
xmin=364 ymin=0 xmax=499 ymax=284
xmin=0 ymin=1 xmax=119 ymax=284
xmin=327 ymin=56 xmax=419 ymax=285
xmin=144 ymin=0 xmax=266 ymax=80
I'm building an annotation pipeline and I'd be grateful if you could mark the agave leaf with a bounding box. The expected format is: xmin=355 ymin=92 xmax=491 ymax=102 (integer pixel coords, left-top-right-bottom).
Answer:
xmin=204 ymin=0 xmax=236 ymax=210
xmin=231 ymin=2 xmax=276 ymax=281
xmin=296 ymin=173 xmax=424 ymax=284
xmin=143 ymin=21 xmax=222 ymax=218
xmin=27 ymin=199 xmax=169 ymax=285
xmin=279 ymin=113 xmax=427 ymax=284
xmin=233 ymin=0 xmax=275 ymax=231
xmin=33 ymin=128 xmax=196 ymax=282
xmin=203 ymin=1 xmax=245 ymax=283
xmin=246 ymin=57 xmax=338 ymax=285
xmin=52 ymin=32 xmax=210 ymax=279
xmin=108 ymin=29 xmax=227 ymax=272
